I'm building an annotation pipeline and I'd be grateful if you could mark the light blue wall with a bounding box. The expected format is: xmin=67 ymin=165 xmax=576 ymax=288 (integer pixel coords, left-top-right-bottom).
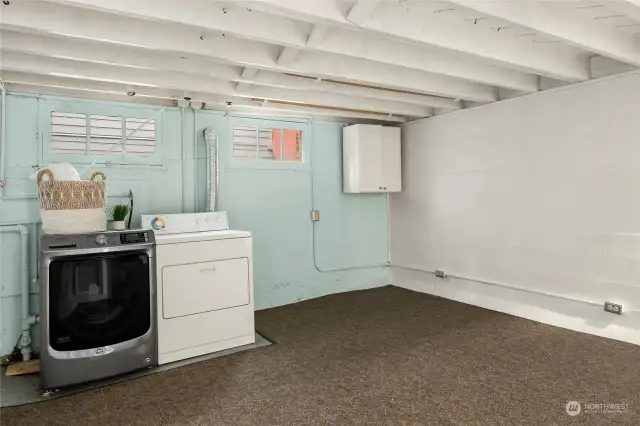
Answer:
xmin=0 ymin=93 xmax=390 ymax=355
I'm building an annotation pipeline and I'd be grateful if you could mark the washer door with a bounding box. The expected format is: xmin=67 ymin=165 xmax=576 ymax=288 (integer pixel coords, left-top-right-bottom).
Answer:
xmin=48 ymin=252 xmax=151 ymax=351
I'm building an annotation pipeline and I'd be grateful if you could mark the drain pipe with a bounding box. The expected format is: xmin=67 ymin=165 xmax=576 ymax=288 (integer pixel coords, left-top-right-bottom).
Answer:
xmin=203 ymin=128 xmax=219 ymax=212
xmin=0 ymin=78 xmax=7 ymax=203
xmin=193 ymin=109 xmax=199 ymax=212
xmin=180 ymin=104 xmax=188 ymax=212
xmin=0 ymin=224 xmax=36 ymax=361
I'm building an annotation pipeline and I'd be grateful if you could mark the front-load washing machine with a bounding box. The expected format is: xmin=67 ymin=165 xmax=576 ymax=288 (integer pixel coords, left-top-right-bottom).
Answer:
xmin=141 ymin=212 xmax=255 ymax=365
xmin=40 ymin=230 xmax=157 ymax=389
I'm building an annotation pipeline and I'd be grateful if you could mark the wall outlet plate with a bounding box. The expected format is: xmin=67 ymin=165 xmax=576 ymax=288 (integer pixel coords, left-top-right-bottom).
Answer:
xmin=604 ymin=302 xmax=623 ymax=315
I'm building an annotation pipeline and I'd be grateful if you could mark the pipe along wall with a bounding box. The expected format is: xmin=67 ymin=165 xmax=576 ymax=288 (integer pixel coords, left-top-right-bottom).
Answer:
xmin=0 ymin=225 xmax=37 ymax=361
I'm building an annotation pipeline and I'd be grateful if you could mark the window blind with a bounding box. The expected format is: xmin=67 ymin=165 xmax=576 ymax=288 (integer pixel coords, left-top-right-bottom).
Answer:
xmin=50 ymin=112 xmax=157 ymax=157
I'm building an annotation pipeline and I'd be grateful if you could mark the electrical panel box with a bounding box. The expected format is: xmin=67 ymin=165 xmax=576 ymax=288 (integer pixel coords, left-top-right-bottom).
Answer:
xmin=343 ymin=124 xmax=401 ymax=193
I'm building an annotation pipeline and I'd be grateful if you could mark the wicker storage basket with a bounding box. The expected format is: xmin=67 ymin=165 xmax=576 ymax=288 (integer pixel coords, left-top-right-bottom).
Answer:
xmin=37 ymin=169 xmax=107 ymax=235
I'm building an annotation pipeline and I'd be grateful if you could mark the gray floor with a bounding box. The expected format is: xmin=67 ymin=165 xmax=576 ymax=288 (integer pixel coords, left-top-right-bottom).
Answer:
xmin=3 ymin=287 xmax=640 ymax=425
xmin=0 ymin=333 xmax=271 ymax=408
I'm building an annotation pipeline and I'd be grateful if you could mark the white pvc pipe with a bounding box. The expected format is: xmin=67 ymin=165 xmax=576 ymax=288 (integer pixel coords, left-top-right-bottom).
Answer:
xmin=0 ymin=224 xmax=35 ymax=361
xmin=193 ymin=110 xmax=198 ymax=212
xmin=392 ymin=264 xmax=620 ymax=309
xmin=0 ymin=79 xmax=7 ymax=204
xmin=181 ymin=107 xmax=187 ymax=212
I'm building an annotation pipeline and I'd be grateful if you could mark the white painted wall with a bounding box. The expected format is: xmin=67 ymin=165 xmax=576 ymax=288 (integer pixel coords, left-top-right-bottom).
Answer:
xmin=390 ymin=71 xmax=640 ymax=345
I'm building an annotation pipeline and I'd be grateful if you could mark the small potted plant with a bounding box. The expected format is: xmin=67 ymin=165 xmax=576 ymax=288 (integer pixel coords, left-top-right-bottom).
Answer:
xmin=108 ymin=204 xmax=130 ymax=231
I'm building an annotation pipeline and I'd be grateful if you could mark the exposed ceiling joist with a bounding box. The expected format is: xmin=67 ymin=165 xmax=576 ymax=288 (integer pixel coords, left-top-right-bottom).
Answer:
xmin=5 ymin=82 xmax=178 ymax=107
xmin=276 ymin=46 xmax=299 ymax=65
xmin=236 ymin=67 xmax=257 ymax=91
xmin=240 ymin=0 xmax=591 ymax=81
xmin=249 ymin=73 xmax=460 ymax=110
xmin=0 ymin=30 xmax=458 ymax=109
xmin=346 ymin=0 xmax=382 ymax=25
xmin=610 ymin=0 xmax=640 ymax=22
xmin=55 ymin=0 xmax=539 ymax=92
xmin=317 ymin=26 xmax=539 ymax=92
xmin=236 ymin=82 xmax=253 ymax=92
xmin=3 ymin=77 xmax=408 ymax=122
xmin=0 ymin=52 xmax=432 ymax=117
xmin=241 ymin=67 xmax=259 ymax=79
xmin=306 ymin=23 xmax=328 ymax=47
xmin=2 ymin=1 xmax=495 ymax=102
xmin=0 ymin=30 xmax=243 ymax=80
xmin=450 ymin=0 xmax=640 ymax=67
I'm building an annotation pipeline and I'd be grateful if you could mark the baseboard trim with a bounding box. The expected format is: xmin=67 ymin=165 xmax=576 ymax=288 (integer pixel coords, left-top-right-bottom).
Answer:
xmin=391 ymin=266 xmax=640 ymax=346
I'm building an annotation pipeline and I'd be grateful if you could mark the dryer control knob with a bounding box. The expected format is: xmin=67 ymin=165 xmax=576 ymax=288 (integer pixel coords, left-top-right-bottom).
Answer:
xmin=96 ymin=235 xmax=108 ymax=246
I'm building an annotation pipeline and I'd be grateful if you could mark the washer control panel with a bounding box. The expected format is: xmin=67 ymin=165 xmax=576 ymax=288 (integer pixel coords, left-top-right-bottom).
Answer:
xmin=42 ymin=230 xmax=155 ymax=253
xmin=119 ymin=232 xmax=150 ymax=244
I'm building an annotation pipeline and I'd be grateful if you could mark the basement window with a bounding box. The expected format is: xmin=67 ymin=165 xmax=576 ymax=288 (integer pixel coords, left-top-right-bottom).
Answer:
xmin=232 ymin=125 xmax=303 ymax=162
xmin=51 ymin=112 xmax=157 ymax=157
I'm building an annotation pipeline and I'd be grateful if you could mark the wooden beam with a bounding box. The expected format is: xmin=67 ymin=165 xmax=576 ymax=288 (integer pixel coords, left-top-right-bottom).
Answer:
xmin=0 ymin=30 xmax=458 ymax=108
xmin=306 ymin=23 xmax=328 ymax=47
xmin=0 ymin=53 xmax=433 ymax=116
xmin=238 ymin=0 xmax=591 ymax=81
xmin=346 ymin=0 xmax=382 ymax=25
xmin=610 ymin=0 xmax=640 ymax=22
xmin=276 ymin=46 xmax=299 ymax=66
xmin=3 ymin=1 xmax=498 ymax=101
xmin=3 ymin=76 xmax=409 ymax=122
xmin=450 ymin=0 xmax=640 ymax=67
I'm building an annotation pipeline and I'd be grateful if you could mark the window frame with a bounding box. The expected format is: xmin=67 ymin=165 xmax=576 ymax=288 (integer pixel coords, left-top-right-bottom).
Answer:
xmin=40 ymin=100 xmax=163 ymax=166
xmin=227 ymin=116 xmax=309 ymax=171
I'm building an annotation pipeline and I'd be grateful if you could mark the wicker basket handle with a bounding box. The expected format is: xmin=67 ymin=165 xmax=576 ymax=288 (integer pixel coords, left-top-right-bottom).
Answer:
xmin=37 ymin=169 xmax=55 ymax=183
xmin=90 ymin=171 xmax=106 ymax=182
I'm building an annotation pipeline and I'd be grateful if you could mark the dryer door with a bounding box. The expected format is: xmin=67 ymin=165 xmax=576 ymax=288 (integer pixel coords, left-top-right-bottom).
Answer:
xmin=162 ymin=257 xmax=250 ymax=319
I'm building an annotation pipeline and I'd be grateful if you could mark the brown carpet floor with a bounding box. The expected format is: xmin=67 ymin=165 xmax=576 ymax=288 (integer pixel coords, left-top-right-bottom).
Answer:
xmin=1 ymin=286 xmax=639 ymax=425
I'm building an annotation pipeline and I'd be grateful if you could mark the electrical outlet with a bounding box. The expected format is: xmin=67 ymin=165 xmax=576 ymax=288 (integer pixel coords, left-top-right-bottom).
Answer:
xmin=434 ymin=270 xmax=447 ymax=278
xmin=604 ymin=302 xmax=623 ymax=315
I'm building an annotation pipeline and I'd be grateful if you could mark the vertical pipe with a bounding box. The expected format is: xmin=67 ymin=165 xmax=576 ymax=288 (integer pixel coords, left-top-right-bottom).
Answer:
xmin=181 ymin=107 xmax=187 ymax=212
xmin=18 ymin=224 xmax=32 ymax=361
xmin=0 ymin=79 xmax=7 ymax=203
xmin=214 ymin=133 xmax=219 ymax=212
xmin=205 ymin=130 xmax=211 ymax=212
xmin=193 ymin=110 xmax=198 ymax=212
xmin=0 ymin=224 xmax=34 ymax=361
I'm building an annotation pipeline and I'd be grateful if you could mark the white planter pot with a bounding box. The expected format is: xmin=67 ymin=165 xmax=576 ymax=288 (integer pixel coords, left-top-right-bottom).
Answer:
xmin=112 ymin=220 xmax=126 ymax=231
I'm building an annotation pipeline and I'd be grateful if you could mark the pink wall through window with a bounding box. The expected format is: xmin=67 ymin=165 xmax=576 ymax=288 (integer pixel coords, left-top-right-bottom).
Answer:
xmin=272 ymin=129 xmax=301 ymax=161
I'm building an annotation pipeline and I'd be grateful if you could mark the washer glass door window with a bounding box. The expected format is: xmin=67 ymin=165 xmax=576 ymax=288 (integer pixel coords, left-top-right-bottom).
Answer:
xmin=48 ymin=252 xmax=151 ymax=351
